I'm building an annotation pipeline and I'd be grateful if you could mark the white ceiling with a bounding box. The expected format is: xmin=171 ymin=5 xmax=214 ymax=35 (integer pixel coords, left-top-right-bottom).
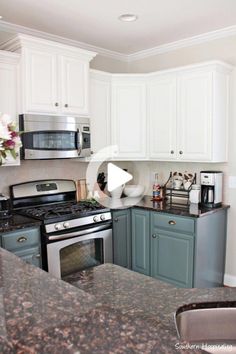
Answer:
xmin=0 ymin=0 xmax=236 ymax=54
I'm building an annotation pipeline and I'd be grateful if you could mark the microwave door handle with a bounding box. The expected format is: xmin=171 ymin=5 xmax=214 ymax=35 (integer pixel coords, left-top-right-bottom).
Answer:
xmin=76 ymin=129 xmax=82 ymax=155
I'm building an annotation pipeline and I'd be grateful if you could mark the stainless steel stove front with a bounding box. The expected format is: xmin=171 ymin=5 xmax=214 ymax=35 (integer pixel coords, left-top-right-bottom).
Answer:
xmin=46 ymin=223 xmax=112 ymax=279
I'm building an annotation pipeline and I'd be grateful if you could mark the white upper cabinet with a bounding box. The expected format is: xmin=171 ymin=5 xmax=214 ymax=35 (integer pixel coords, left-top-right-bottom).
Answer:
xmin=60 ymin=55 xmax=89 ymax=115
xmin=177 ymin=69 xmax=212 ymax=161
xmin=148 ymin=74 xmax=177 ymax=159
xmin=24 ymin=48 xmax=58 ymax=114
xmin=90 ymin=70 xmax=111 ymax=154
xmin=148 ymin=62 xmax=232 ymax=162
xmin=1 ymin=34 xmax=96 ymax=116
xmin=111 ymin=76 xmax=146 ymax=159
xmin=0 ymin=51 xmax=20 ymax=166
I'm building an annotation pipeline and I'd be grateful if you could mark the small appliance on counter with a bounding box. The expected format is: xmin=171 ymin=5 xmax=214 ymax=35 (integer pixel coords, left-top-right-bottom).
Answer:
xmin=200 ymin=171 xmax=223 ymax=208
xmin=0 ymin=194 xmax=11 ymax=219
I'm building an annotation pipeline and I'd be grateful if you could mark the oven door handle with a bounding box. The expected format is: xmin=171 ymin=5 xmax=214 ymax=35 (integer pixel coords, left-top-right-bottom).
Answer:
xmin=48 ymin=223 xmax=111 ymax=241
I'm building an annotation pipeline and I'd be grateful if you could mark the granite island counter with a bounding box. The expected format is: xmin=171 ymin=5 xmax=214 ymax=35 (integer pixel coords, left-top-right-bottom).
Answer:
xmin=1 ymin=247 xmax=236 ymax=354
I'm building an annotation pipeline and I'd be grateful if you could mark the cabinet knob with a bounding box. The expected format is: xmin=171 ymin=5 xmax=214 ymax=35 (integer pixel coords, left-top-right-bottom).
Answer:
xmin=114 ymin=218 xmax=119 ymax=222
xmin=55 ymin=102 xmax=59 ymax=107
xmin=179 ymin=150 xmax=183 ymax=155
xmin=152 ymin=234 xmax=157 ymax=238
xmin=64 ymin=104 xmax=68 ymax=108
xmin=170 ymin=150 xmax=174 ymax=154
xmin=168 ymin=220 xmax=176 ymax=225
xmin=17 ymin=236 xmax=27 ymax=243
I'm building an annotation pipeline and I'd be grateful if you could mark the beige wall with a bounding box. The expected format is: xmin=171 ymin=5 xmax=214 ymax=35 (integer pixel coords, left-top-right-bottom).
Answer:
xmin=127 ymin=35 xmax=236 ymax=73
xmin=91 ymin=54 xmax=129 ymax=73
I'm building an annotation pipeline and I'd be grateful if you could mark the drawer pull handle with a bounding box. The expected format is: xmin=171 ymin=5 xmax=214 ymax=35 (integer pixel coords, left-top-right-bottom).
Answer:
xmin=114 ymin=218 xmax=118 ymax=222
xmin=168 ymin=220 xmax=176 ymax=225
xmin=17 ymin=236 xmax=27 ymax=243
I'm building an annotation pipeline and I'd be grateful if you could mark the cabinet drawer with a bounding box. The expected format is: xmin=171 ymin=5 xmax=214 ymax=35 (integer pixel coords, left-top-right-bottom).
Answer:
xmin=1 ymin=227 xmax=40 ymax=251
xmin=151 ymin=213 xmax=195 ymax=234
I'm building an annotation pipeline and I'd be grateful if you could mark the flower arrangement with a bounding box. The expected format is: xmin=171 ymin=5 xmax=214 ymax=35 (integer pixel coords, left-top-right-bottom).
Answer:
xmin=0 ymin=113 xmax=22 ymax=165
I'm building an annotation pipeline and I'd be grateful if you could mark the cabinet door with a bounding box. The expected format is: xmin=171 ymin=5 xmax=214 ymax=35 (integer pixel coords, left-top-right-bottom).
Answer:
xmin=150 ymin=227 xmax=194 ymax=288
xmin=113 ymin=209 xmax=131 ymax=269
xmin=148 ymin=74 xmax=177 ymax=159
xmin=90 ymin=71 xmax=111 ymax=154
xmin=111 ymin=78 xmax=146 ymax=159
xmin=131 ymin=209 xmax=150 ymax=275
xmin=0 ymin=59 xmax=20 ymax=166
xmin=60 ymin=55 xmax=89 ymax=116
xmin=177 ymin=70 xmax=212 ymax=161
xmin=23 ymin=48 xmax=58 ymax=114
xmin=14 ymin=246 xmax=42 ymax=268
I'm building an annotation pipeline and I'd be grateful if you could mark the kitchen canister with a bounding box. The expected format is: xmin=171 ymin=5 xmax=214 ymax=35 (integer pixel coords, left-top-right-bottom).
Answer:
xmin=189 ymin=184 xmax=201 ymax=204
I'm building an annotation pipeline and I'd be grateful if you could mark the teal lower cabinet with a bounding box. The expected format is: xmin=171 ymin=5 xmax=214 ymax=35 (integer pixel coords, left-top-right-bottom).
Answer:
xmin=131 ymin=209 xmax=150 ymax=275
xmin=1 ymin=227 xmax=42 ymax=268
xmin=150 ymin=228 xmax=194 ymax=288
xmin=112 ymin=209 xmax=131 ymax=269
xmin=131 ymin=208 xmax=227 ymax=288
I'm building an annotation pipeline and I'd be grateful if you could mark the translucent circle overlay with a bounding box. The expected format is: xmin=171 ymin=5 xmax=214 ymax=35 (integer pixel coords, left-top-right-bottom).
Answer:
xmin=86 ymin=145 xmax=144 ymax=209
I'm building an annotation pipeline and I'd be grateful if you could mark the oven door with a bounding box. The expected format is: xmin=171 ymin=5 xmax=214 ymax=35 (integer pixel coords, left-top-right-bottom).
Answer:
xmin=20 ymin=114 xmax=81 ymax=159
xmin=46 ymin=224 xmax=112 ymax=279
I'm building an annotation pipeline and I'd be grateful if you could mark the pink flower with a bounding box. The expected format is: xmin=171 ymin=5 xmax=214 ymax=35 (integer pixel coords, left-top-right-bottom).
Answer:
xmin=3 ymin=139 xmax=15 ymax=149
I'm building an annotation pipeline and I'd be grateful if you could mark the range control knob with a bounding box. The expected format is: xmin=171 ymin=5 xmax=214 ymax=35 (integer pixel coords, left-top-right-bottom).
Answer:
xmin=63 ymin=222 xmax=70 ymax=229
xmin=100 ymin=214 xmax=105 ymax=221
xmin=54 ymin=223 xmax=62 ymax=231
xmin=93 ymin=216 xmax=99 ymax=222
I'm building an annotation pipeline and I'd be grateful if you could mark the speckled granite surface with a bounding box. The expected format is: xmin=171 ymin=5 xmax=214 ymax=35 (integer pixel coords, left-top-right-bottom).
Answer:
xmin=1 ymin=248 xmax=236 ymax=353
xmin=0 ymin=213 xmax=41 ymax=233
xmin=133 ymin=195 xmax=229 ymax=218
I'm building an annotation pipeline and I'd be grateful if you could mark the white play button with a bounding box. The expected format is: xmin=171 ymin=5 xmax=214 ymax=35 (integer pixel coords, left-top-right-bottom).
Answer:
xmin=107 ymin=163 xmax=133 ymax=192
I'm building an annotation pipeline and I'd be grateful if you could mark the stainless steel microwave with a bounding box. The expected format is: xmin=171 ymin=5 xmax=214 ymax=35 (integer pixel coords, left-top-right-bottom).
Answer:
xmin=19 ymin=114 xmax=91 ymax=160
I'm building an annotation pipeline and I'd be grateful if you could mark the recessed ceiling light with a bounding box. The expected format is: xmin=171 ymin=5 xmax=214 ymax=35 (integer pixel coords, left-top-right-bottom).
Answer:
xmin=118 ymin=14 xmax=138 ymax=22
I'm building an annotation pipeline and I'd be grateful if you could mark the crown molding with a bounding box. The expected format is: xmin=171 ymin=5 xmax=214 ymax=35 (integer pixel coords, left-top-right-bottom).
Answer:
xmin=0 ymin=50 xmax=20 ymax=64
xmin=127 ymin=25 xmax=236 ymax=62
xmin=0 ymin=20 xmax=127 ymax=62
xmin=1 ymin=20 xmax=236 ymax=63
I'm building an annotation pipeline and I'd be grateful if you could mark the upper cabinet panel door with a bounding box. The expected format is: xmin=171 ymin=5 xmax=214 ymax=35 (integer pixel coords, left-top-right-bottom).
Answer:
xmin=60 ymin=56 xmax=89 ymax=116
xmin=23 ymin=49 xmax=58 ymax=114
xmin=148 ymin=74 xmax=177 ymax=160
xmin=177 ymin=70 xmax=212 ymax=161
xmin=90 ymin=71 xmax=111 ymax=154
xmin=111 ymin=78 xmax=146 ymax=159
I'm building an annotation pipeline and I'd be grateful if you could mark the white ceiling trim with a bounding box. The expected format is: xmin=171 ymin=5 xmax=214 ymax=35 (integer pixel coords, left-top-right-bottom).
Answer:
xmin=128 ymin=24 xmax=236 ymax=62
xmin=0 ymin=20 xmax=126 ymax=61
xmin=1 ymin=20 xmax=236 ymax=63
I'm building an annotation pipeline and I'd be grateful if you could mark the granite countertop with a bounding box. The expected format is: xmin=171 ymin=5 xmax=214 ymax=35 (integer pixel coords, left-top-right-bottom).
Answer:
xmin=110 ymin=195 xmax=229 ymax=217
xmin=0 ymin=213 xmax=41 ymax=233
xmin=1 ymin=248 xmax=236 ymax=353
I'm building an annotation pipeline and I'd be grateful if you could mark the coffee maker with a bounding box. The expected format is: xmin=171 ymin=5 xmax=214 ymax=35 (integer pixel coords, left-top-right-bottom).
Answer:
xmin=200 ymin=171 xmax=223 ymax=208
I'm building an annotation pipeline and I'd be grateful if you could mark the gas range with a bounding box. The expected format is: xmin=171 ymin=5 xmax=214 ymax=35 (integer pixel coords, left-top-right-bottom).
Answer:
xmin=10 ymin=179 xmax=113 ymax=277
xmin=10 ymin=179 xmax=111 ymax=234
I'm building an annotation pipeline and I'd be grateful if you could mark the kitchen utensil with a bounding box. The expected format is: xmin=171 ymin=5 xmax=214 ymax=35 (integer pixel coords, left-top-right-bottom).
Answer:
xmin=76 ymin=179 xmax=87 ymax=201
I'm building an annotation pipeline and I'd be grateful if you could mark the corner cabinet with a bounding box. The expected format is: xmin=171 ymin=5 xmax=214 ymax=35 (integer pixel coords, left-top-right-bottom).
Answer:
xmin=148 ymin=61 xmax=232 ymax=162
xmin=112 ymin=209 xmax=131 ymax=269
xmin=131 ymin=208 xmax=227 ymax=288
xmin=0 ymin=51 xmax=20 ymax=166
xmin=0 ymin=226 xmax=42 ymax=268
xmin=90 ymin=70 xmax=111 ymax=154
xmin=111 ymin=76 xmax=147 ymax=160
xmin=2 ymin=34 xmax=96 ymax=116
